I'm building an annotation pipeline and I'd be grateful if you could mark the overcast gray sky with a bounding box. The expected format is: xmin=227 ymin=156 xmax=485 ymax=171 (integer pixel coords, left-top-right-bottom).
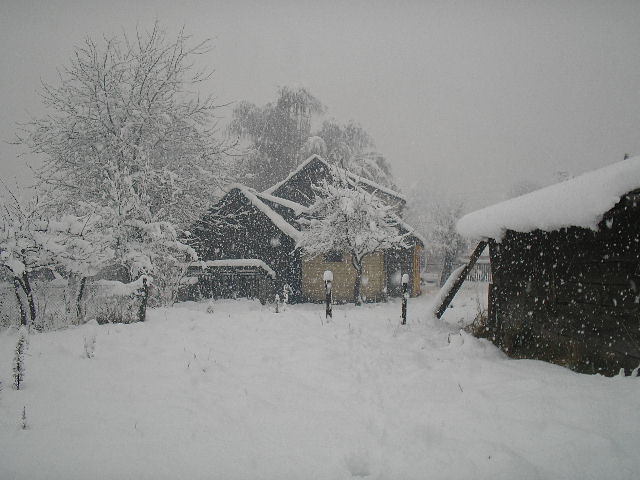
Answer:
xmin=2 ymin=0 xmax=639 ymax=208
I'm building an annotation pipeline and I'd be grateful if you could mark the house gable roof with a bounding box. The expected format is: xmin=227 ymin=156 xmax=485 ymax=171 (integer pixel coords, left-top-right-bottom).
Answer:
xmin=457 ymin=156 xmax=640 ymax=240
xmin=264 ymin=154 xmax=406 ymax=207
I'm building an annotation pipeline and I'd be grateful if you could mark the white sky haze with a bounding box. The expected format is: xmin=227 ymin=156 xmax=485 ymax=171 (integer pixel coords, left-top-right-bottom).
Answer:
xmin=1 ymin=0 xmax=639 ymax=208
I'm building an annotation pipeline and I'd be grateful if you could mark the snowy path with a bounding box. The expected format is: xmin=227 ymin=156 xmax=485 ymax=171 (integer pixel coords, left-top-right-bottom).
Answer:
xmin=1 ymin=290 xmax=638 ymax=479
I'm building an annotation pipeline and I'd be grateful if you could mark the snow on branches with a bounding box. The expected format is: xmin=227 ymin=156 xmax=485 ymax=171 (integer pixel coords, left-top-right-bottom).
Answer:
xmin=17 ymin=23 xmax=230 ymax=229
xmin=297 ymin=180 xmax=409 ymax=305
xmin=10 ymin=24 xmax=215 ymax=313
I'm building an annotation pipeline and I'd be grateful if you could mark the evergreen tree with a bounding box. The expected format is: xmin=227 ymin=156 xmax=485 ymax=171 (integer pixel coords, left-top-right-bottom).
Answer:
xmin=13 ymin=327 xmax=27 ymax=390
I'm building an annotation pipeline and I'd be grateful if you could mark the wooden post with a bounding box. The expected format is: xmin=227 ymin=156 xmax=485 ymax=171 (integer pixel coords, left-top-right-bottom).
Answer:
xmin=434 ymin=241 xmax=487 ymax=319
xmin=137 ymin=277 xmax=149 ymax=323
xmin=324 ymin=270 xmax=333 ymax=320
xmin=401 ymin=273 xmax=409 ymax=325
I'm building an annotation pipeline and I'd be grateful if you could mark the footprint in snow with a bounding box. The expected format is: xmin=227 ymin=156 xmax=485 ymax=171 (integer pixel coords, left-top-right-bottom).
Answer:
xmin=345 ymin=451 xmax=371 ymax=477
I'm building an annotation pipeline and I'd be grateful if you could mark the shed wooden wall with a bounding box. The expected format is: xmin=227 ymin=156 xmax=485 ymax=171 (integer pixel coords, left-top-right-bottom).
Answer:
xmin=191 ymin=189 xmax=302 ymax=301
xmin=302 ymin=252 xmax=385 ymax=302
xmin=488 ymin=191 xmax=640 ymax=375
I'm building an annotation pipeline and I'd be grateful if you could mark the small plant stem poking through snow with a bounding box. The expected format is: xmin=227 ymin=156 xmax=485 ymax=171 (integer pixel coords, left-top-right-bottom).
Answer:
xmin=21 ymin=406 xmax=27 ymax=430
xmin=13 ymin=327 xmax=27 ymax=390
xmin=84 ymin=335 xmax=96 ymax=359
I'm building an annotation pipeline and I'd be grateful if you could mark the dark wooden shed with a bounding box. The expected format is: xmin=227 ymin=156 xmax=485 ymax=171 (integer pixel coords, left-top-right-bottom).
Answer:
xmin=457 ymin=158 xmax=640 ymax=375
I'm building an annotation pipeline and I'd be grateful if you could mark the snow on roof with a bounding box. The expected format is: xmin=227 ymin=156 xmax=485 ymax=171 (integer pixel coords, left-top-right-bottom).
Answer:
xmin=340 ymin=166 xmax=407 ymax=202
xmin=191 ymin=259 xmax=276 ymax=278
xmin=263 ymin=154 xmax=406 ymax=202
xmin=256 ymin=192 xmax=308 ymax=215
xmin=457 ymin=156 xmax=640 ymax=240
xmin=262 ymin=155 xmax=322 ymax=195
xmin=393 ymin=215 xmax=427 ymax=246
xmin=227 ymin=184 xmax=301 ymax=241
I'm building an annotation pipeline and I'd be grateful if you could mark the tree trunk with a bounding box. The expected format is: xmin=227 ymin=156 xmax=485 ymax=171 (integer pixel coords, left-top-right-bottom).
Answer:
xmin=21 ymin=272 xmax=36 ymax=326
xmin=439 ymin=251 xmax=457 ymax=287
xmin=353 ymin=260 xmax=363 ymax=306
xmin=76 ymin=276 xmax=87 ymax=324
xmin=13 ymin=277 xmax=27 ymax=327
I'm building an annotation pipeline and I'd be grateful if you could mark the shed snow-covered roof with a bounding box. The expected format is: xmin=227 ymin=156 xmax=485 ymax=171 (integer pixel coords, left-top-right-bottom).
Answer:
xmin=191 ymin=259 xmax=276 ymax=278
xmin=457 ymin=156 xmax=640 ymax=240
xmin=393 ymin=215 xmax=427 ymax=246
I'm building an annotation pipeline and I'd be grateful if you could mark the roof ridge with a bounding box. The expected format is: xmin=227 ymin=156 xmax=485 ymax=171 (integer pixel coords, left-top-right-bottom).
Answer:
xmin=262 ymin=154 xmax=405 ymax=201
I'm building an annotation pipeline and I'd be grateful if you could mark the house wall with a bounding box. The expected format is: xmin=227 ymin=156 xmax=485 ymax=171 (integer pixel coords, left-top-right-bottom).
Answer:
xmin=487 ymin=191 xmax=640 ymax=375
xmin=302 ymin=252 xmax=385 ymax=302
xmin=385 ymin=246 xmax=422 ymax=297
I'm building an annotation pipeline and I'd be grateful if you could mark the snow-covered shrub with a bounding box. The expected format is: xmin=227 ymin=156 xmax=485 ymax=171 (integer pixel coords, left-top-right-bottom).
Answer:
xmin=0 ymin=281 xmax=19 ymax=329
xmin=84 ymin=278 xmax=150 ymax=324
xmin=30 ymin=281 xmax=68 ymax=331
xmin=465 ymin=294 xmax=490 ymax=338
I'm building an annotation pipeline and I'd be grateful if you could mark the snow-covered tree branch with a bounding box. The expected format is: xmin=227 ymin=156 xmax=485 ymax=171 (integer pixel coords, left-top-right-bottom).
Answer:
xmin=17 ymin=22 xmax=231 ymax=229
xmin=404 ymin=189 xmax=466 ymax=287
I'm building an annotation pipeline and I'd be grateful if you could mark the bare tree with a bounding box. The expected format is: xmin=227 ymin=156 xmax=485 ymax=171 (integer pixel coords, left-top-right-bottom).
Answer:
xmin=405 ymin=189 xmax=466 ymax=287
xmin=431 ymin=201 xmax=467 ymax=287
xmin=316 ymin=119 xmax=397 ymax=190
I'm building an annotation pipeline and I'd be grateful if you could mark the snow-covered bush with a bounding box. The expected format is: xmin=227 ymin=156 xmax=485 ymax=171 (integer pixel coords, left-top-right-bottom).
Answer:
xmin=0 ymin=193 xmax=115 ymax=328
xmin=84 ymin=277 xmax=152 ymax=324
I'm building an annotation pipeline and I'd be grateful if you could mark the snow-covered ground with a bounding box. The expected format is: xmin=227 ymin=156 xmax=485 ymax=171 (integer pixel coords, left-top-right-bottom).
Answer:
xmin=1 ymin=286 xmax=639 ymax=479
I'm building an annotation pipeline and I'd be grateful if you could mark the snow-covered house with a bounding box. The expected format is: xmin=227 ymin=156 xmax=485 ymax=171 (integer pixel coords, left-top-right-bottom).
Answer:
xmin=457 ymin=156 xmax=640 ymax=375
xmin=188 ymin=155 xmax=424 ymax=303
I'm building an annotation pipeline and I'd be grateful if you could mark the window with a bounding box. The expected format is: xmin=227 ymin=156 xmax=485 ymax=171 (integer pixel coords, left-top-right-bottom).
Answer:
xmin=324 ymin=251 xmax=344 ymax=263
